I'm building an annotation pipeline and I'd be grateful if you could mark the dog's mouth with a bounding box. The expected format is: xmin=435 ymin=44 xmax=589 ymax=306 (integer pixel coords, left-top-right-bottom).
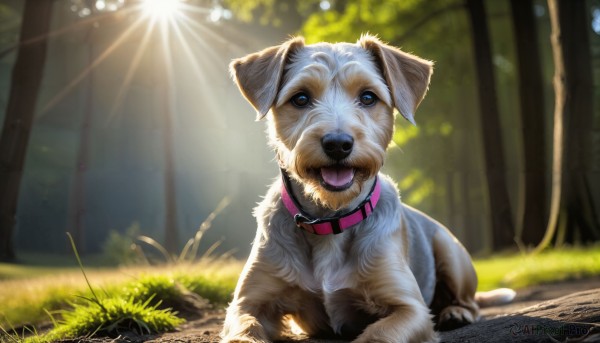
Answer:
xmin=318 ymin=165 xmax=355 ymax=192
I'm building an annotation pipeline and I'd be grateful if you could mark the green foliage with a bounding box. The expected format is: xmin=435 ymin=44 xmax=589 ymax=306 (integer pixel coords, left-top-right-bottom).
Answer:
xmin=0 ymin=323 xmax=30 ymax=343
xmin=301 ymin=0 xmax=458 ymax=44
xmin=33 ymin=296 xmax=184 ymax=343
xmin=474 ymin=245 xmax=600 ymax=291
xmin=17 ymin=234 xmax=184 ymax=342
xmin=0 ymin=262 xmax=242 ymax=336
xmin=123 ymin=275 xmax=181 ymax=305
xmin=102 ymin=223 xmax=144 ymax=266
xmin=120 ymin=274 xmax=211 ymax=314
xmin=178 ymin=272 xmax=238 ymax=306
xmin=224 ymin=0 xmax=321 ymax=26
xmin=0 ymin=3 xmax=22 ymax=46
xmin=398 ymin=169 xmax=435 ymax=205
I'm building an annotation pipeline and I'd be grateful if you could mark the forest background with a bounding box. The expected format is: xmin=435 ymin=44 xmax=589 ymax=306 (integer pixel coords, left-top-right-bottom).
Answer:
xmin=0 ymin=0 xmax=599 ymax=262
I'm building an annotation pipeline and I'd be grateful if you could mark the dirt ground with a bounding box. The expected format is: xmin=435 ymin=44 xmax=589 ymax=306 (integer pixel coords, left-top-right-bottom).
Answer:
xmin=58 ymin=277 xmax=600 ymax=343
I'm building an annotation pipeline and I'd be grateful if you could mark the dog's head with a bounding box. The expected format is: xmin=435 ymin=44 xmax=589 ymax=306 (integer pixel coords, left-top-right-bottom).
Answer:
xmin=230 ymin=35 xmax=433 ymax=210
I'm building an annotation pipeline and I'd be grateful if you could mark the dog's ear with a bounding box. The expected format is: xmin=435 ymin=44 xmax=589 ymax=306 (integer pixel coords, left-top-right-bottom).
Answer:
xmin=230 ymin=37 xmax=305 ymax=120
xmin=359 ymin=35 xmax=433 ymax=125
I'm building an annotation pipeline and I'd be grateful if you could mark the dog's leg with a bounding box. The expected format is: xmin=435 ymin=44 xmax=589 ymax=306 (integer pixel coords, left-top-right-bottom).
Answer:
xmin=288 ymin=294 xmax=334 ymax=338
xmin=430 ymin=228 xmax=480 ymax=331
xmin=221 ymin=267 xmax=289 ymax=343
xmin=353 ymin=306 xmax=438 ymax=343
xmin=352 ymin=262 xmax=438 ymax=343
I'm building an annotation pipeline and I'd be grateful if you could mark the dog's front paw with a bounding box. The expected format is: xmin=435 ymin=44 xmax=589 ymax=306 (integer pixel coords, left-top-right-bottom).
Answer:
xmin=435 ymin=305 xmax=476 ymax=331
xmin=221 ymin=327 xmax=272 ymax=343
xmin=352 ymin=314 xmax=438 ymax=343
xmin=220 ymin=327 xmax=271 ymax=343
xmin=220 ymin=335 xmax=269 ymax=343
xmin=353 ymin=330 xmax=439 ymax=343
xmin=221 ymin=312 xmax=273 ymax=343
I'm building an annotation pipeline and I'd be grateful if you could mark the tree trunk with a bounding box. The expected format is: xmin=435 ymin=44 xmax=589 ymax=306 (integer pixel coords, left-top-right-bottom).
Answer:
xmin=465 ymin=0 xmax=516 ymax=250
xmin=509 ymin=0 xmax=547 ymax=247
xmin=0 ymin=0 xmax=53 ymax=261
xmin=559 ymin=0 xmax=599 ymax=244
xmin=68 ymin=28 xmax=95 ymax=254
xmin=159 ymin=35 xmax=178 ymax=254
xmin=163 ymin=87 xmax=178 ymax=253
xmin=536 ymin=0 xmax=599 ymax=253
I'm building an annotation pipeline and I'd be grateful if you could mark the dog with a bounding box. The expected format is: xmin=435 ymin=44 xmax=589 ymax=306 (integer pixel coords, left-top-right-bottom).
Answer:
xmin=221 ymin=34 xmax=514 ymax=343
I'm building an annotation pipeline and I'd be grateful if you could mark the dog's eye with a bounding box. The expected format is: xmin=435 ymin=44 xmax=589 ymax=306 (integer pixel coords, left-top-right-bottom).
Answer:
xmin=290 ymin=92 xmax=310 ymax=108
xmin=359 ymin=91 xmax=378 ymax=107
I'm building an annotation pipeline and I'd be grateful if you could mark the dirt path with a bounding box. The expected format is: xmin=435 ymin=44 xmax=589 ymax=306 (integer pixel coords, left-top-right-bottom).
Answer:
xmin=60 ymin=278 xmax=600 ymax=343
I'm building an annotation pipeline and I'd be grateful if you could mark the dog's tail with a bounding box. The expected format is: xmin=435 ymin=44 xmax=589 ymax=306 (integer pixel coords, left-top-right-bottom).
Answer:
xmin=475 ymin=288 xmax=516 ymax=307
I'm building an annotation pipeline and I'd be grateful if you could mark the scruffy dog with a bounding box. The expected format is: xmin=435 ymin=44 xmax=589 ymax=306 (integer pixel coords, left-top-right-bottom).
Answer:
xmin=221 ymin=35 xmax=512 ymax=343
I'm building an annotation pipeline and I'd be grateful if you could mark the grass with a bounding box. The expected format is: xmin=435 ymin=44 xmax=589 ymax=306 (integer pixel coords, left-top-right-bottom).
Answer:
xmin=0 ymin=260 xmax=243 ymax=339
xmin=0 ymin=258 xmax=101 ymax=282
xmin=0 ymin=200 xmax=238 ymax=342
xmin=474 ymin=244 xmax=600 ymax=290
xmin=36 ymin=296 xmax=185 ymax=343
xmin=1 ymin=229 xmax=243 ymax=343
xmin=2 ymin=245 xmax=600 ymax=341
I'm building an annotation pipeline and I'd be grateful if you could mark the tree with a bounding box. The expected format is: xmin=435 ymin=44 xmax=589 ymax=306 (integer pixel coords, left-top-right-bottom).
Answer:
xmin=509 ymin=0 xmax=547 ymax=247
xmin=536 ymin=0 xmax=599 ymax=252
xmin=68 ymin=27 xmax=96 ymax=253
xmin=465 ymin=0 xmax=515 ymax=250
xmin=158 ymin=30 xmax=179 ymax=254
xmin=0 ymin=0 xmax=54 ymax=261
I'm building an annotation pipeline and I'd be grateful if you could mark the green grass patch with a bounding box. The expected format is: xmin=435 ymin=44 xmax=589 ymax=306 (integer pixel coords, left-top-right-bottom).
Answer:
xmin=31 ymin=296 xmax=184 ymax=343
xmin=123 ymin=275 xmax=184 ymax=306
xmin=474 ymin=245 xmax=600 ymax=291
xmin=178 ymin=272 xmax=239 ymax=306
xmin=0 ymin=261 xmax=243 ymax=334
xmin=14 ymin=234 xmax=187 ymax=343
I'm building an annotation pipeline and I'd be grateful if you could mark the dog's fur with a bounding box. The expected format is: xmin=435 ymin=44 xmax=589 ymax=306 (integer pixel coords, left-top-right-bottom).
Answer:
xmin=221 ymin=35 xmax=502 ymax=343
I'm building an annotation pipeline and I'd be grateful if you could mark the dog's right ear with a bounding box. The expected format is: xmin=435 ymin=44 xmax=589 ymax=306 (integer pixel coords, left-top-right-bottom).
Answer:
xmin=230 ymin=37 xmax=305 ymax=120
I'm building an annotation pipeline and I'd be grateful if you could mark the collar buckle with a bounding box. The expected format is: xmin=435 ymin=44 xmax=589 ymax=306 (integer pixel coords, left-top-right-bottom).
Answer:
xmin=293 ymin=213 xmax=311 ymax=225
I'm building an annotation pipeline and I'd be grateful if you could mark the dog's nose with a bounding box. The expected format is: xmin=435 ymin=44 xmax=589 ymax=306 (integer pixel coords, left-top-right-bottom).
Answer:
xmin=321 ymin=133 xmax=354 ymax=160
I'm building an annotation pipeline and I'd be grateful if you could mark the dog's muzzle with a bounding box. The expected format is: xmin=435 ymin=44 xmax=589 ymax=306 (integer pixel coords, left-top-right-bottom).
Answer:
xmin=318 ymin=132 xmax=356 ymax=191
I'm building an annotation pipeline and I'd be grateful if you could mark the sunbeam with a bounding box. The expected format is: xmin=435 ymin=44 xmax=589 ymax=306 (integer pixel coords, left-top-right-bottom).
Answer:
xmin=159 ymin=12 xmax=177 ymax=124
xmin=177 ymin=14 xmax=227 ymax=65
xmin=40 ymin=15 xmax=146 ymax=116
xmin=38 ymin=0 xmax=243 ymax=126
xmin=107 ymin=18 xmax=157 ymax=124
xmin=178 ymin=12 xmax=238 ymax=49
xmin=0 ymin=6 xmax=138 ymax=59
xmin=170 ymin=17 xmax=227 ymax=128
xmin=170 ymin=19 xmax=206 ymax=82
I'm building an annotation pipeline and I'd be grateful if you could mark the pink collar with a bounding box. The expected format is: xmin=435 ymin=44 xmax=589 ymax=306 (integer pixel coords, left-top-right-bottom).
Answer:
xmin=280 ymin=171 xmax=381 ymax=235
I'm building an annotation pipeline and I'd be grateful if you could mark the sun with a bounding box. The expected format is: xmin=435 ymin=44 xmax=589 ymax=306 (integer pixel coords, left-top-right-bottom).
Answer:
xmin=142 ymin=0 xmax=182 ymax=21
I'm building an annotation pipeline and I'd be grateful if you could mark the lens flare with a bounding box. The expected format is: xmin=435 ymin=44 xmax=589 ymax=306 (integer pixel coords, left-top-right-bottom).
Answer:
xmin=142 ymin=0 xmax=182 ymax=20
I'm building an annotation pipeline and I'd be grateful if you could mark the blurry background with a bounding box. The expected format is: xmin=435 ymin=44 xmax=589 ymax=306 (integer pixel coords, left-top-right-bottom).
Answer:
xmin=0 ymin=0 xmax=599 ymax=262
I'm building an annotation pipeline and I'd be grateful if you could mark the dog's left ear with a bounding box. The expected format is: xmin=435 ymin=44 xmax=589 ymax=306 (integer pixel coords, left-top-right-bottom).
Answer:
xmin=230 ymin=37 xmax=305 ymax=120
xmin=359 ymin=35 xmax=433 ymax=125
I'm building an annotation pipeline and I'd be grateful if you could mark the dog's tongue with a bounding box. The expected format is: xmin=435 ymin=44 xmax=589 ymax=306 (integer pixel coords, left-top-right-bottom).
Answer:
xmin=320 ymin=167 xmax=354 ymax=187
